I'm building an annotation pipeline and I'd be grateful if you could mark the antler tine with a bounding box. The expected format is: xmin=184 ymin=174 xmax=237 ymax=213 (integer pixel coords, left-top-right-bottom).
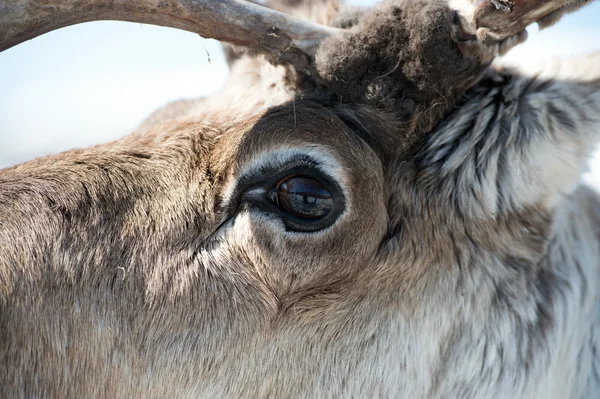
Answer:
xmin=463 ymin=0 xmax=592 ymax=40
xmin=0 ymin=0 xmax=340 ymax=73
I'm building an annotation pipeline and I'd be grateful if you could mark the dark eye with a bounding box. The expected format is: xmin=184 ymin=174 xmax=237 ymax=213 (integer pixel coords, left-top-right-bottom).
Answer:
xmin=269 ymin=175 xmax=333 ymax=219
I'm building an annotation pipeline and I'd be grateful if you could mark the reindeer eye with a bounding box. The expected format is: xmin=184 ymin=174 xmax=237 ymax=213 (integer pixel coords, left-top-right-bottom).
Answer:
xmin=233 ymin=160 xmax=345 ymax=233
xmin=269 ymin=176 xmax=333 ymax=219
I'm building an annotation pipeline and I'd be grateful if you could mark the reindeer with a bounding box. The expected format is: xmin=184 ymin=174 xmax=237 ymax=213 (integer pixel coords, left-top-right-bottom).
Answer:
xmin=1 ymin=0 xmax=599 ymax=397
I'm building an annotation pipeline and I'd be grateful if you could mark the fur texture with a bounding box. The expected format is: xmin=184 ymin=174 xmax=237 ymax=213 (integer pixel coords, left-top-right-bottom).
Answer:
xmin=1 ymin=0 xmax=600 ymax=397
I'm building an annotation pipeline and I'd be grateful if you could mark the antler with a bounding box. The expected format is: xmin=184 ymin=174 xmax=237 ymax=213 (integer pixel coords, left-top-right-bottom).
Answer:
xmin=0 ymin=0 xmax=340 ymax=73
xmin=459 ymin=0 xmax=592 ymax=40
xmin=0 ymin=0 xmax=591 ymax=85
xmin=314 ymin=0 xmax=596 ymax=137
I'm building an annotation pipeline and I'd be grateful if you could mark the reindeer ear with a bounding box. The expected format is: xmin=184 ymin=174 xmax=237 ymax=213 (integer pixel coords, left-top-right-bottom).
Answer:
xmin=415 ymin=54 xmax=600 ymax=217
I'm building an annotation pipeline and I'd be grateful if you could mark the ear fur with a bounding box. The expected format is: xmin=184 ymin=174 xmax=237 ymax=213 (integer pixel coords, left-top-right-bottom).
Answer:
xmin=414 ymin=53 xmax=600 ymax=218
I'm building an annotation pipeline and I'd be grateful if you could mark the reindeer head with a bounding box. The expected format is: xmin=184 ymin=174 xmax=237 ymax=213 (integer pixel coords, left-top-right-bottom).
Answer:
xmin=1 ymin=0 xmax=599 ymax=397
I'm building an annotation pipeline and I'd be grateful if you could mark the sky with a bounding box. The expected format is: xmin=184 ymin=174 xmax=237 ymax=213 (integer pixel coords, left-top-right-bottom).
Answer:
xmin=1 ymin=0 xmax=600 ymax=178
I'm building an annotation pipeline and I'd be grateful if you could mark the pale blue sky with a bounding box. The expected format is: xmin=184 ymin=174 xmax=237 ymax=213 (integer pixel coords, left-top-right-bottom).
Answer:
xmin=1 ymin=0 xmax=599 ymax=169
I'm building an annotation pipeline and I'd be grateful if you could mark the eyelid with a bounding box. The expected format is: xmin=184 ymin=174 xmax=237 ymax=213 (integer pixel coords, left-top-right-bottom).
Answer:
xmin=218 ymin=152 xmax=347 ymax=233
xmin=241 ymin=187 xmax=268 ymax=203
xmin=238 ymin=157 xmax=319 ymax=192
xmin=221 ymin=148 xmax=348 ymax=209
xmin=224 ymin=159 xmax=323 ymax=215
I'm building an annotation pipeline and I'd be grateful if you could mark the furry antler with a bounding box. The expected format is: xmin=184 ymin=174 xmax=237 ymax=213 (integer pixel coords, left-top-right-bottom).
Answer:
xmin=471 ymin=0 xmax=593 ymax=39
xmin=0 ymin=0 xmax=340 ymax=73
xmin=315 ymin=0 xmax=595 ymax=133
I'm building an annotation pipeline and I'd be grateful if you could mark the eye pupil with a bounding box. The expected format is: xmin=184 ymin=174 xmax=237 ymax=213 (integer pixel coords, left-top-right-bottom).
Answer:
xmin=274 ymin=176 xmax=333 ymax=219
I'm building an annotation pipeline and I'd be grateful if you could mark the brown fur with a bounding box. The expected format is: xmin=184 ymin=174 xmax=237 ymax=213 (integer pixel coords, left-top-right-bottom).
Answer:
xmin=1 ymin=0 xmax=600 ymax=397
